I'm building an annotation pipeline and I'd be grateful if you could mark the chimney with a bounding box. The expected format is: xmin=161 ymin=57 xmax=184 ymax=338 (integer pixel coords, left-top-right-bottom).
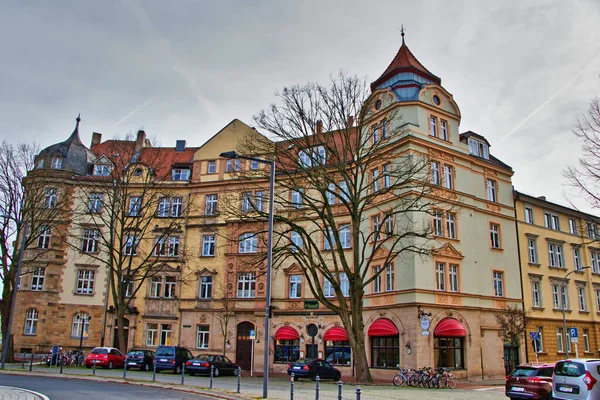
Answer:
xmin=175 ymin=140 xmax=186 ymax=152
xmin=348 ymin=116 xmax=354 ymax=127
xmin=135 ymin=130 xmax=146 ymax=153
xmin=316 ymin=120 xmax=323 ymax=135
xmin=537 ymin=196 xmax=547 ymax=201
xmin=91 ymin=132 xmax=102 ymax=147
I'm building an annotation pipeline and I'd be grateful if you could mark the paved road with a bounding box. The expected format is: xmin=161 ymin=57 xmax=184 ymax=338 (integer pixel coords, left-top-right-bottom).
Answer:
xmin=2 ymin=364 xmax=508 ymax=400
xmin=0 ymin=375 xmax=215 ymax=400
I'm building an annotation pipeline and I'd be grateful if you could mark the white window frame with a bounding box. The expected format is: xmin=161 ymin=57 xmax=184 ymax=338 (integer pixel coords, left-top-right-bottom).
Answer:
xmin=528 ymin=238 xmax=538 ymax=264
xmin=207 ymin=161 xmax=216 ymax=174
xmin=486 ymin=179 xmax=497 ymax=202
xmin=373 ymin=266 xmax=381 ymax=293
xmin=291 ymin=189 xmax=304 ymax=208
xmin=82 ymin=229 xmax=99 ymax=253
xmin=548 ymin=243 xmax=564 ymax=268
xmin=431 ymin=161 xmax=440 ymax=185
xmin=160 ymin=324 xmax=172 ymax=346
xmin=578 ymin=285 xmax=587 ymax=312
xmin=372 ymin=168 xmax=379 ymax=192
xmin=237 ymin=272 xmax=256 ymax=298
xmin=202 ymin=235 xmax=215 ymax=256
xmin=440 ymin=120 xmax=448 ymax=140
xmin=94 ymin=164 xmax=112 ymax=176
xmin=326 ymin=183 xmax=336 ymax=205
xmin=433 ymin=211 xmax=443 ymax=236
xmin=339 ymin=181 xmax=349 ymax=202
xmin=88 ymin=193 xmax=103 ymax=213
xmin=199 ymin=276 xmax=212 ymax=299
xmin=164 ymin=276 xmax=176 ymax=298
xmin=158 ymin=197 xmax=170 ymax=217
xmin=385 ymin=264 xmax=394 ymax=292
xmin=150 ymin=277 xmax=162 ymax=298
xmin=592 ymin=251 xmax=600 ymax=273
xmin=493 ymin=271 xmax=504 ymax=297
xmin=31 ymin=267 xmax=45 ymax=291
xmin=51 ymin=157 xmax=63 ymax=169
xmin=429 ymin=116 xmax=437 ymax=137
xmin=446 ymin=213 xmax=456 ymax=239
xmin=76 ymin=270 xmax=95 ymax=295
xmin=146 ymin=323 xmax=158 ymax=346
xmin=171 ymin=197 xmax=183 ymax=217
xmin=24 ymin=309 xmax=38 ymax=335
xmin=525 ymin=207 xmax=534 ymax=224
xmin=71 ymin=312 xmax=90 ymax=338
xmin=239 ymin=233 xmax=258 ymax=253
xmin=289 ymin=275 xmax=302 ymax=298
xmin=290 ymin=231 xmax=303 ymax=252
xmin=124 ymin=235 xmax=138 ymax=256
xmin=436 ymin=263 xmax=445 ymax=291
xmin=339 ymin=224 xmax=351 ymax=249
xmin=205 ymin=194 xmax=218 ymax=215
xmin=255 ymin=191 xmax=265 ymax=212
xmin=242 ymin=192 xmax=253 ymax=212
xmin=569 ymin=219 xmax=577 ymax=235
xmin=557 ymin=328 xmax=564 ymax=353
xmin=340 ymin=272 xmax=349 ymax=297
xmin=443 ymin=165 xmax=453 ymax=189
xmin=531 ymin=280 xmax=541 ymax=308
xmin=38 ymin=226 xmax=51 ymax=249
xmin=584 ymin=329 xmax=590 ymax=352
xmin=324 ymin=277 xmax=335 ymax=298
xmin=45 ymin=188 xmax=57 ymax=209
xmin=449 ymin=264 xmax=459 ymax=292
xmin=383 ymin=163 xmax=391 ymax=188
xmin=574 ymin=247 xmax=582 ymax=270
xmin=129 ymin=196 xmax=142 ymax=216
xmin=196 ymin=325 xmax=210 ymax=349
xmin=172 ymin=168 xmax=191 ymax=180
xmin=490 ymin=223 xmax=501 ymax=249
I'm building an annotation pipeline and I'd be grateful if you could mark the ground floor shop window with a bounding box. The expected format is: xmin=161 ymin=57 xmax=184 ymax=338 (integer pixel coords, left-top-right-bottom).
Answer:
xmin=371 ymin=336 xmax=399 ymax=368
xmin=434 ymin=337 xmax=464 ymax=369
xmin=274 ymin=340 xmax=300 ymax=363
xmin=325 ymin=341 xmax=351 ymax=366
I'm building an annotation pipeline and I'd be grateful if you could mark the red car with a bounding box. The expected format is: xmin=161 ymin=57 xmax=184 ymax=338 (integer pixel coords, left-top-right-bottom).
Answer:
xmin=505 ymin=363 xmax=555 ymax=400
xmin=85 ymin=347 xmax=125 ymax=369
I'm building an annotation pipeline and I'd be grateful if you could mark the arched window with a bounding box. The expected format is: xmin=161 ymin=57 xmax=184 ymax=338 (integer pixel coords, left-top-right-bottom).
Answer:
xmin=274 ymin=327 xmax=300 ymax=363
xmin=24 ymin=309 xmax=38 ymax=335
xmin=71 ymin=312 xmax=90 ymax=338
xmin=433 ymin=318 xmax=466 ymax=369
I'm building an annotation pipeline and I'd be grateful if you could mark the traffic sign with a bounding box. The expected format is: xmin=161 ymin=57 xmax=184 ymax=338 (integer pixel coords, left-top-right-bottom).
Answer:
xmin=570 ymin=327 xmax=579 ymax=343
xmin=532 ymin=338 xmax=541 ymax=353
xmin=529 ymin=331 xmax=540 ymax=340
xmin=250 ymin=330 xmax=255 ymax=340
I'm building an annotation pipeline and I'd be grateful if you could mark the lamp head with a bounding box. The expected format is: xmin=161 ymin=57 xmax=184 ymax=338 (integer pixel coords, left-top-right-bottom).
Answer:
xmin=219 ymin=151 xmax=238 ymax=159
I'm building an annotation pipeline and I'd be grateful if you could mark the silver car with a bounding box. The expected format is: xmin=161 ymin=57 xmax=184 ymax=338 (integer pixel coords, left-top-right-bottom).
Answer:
xmin=553 ymin=359 xmax=600 ymax=399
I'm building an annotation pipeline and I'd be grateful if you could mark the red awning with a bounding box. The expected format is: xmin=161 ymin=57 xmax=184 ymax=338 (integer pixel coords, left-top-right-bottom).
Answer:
xmin=323 ymin=327 xmax=349 ymax=341
xmin=274 ymin=326 xmax=300 ymax=340
xmin=368 ymin=318 xmax=399 ymax=337
xmin=433 ymin=318 xmax=467 ymax=337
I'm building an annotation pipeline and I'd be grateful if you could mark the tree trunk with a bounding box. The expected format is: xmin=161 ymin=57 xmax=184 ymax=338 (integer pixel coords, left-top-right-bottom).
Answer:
xmin=1 ymin=270 xmax=15 ymax=362
xmin=343 ymin=296 xmax=372 ymax=383
xmin=116 ymin=311 xmax=127 ymax=353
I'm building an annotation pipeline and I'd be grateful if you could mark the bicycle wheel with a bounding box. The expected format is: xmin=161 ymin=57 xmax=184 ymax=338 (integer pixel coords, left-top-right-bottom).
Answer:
xmin=393 ymin=374 xmax=406 ymax=387
xmin=438 ymin=376 xmax=447 ymax=389
xmin=448 ymin=376 xmax=457 ymax=389
xmin=409 ymin=375 xmax=419 ymax=387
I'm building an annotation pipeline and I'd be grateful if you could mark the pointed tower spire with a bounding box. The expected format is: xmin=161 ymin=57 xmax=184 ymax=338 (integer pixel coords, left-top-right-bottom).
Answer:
xmin=401 ymin=24 xmax=405 ymax=46
xmin=75 ymin=113 xmax=81 ymax=132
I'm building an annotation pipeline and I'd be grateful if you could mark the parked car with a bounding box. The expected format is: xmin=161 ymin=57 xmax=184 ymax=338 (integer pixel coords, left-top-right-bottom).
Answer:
xmin=505 ymin=362 xmax=554 ymax=400
xmin=85 ymin=347 xmax=125 ymax=369
xmin=553 ymin=359 xmax=600 ymax=399
xmin=287 ymin=359 xmax=341 ymax=381
xmin=125 ymin=349 xmax=155 ymax=371
xmin=154 ymin=346 xmax=193 ymax=374
xmin=185 ymin=354 xmax=240 ymax=376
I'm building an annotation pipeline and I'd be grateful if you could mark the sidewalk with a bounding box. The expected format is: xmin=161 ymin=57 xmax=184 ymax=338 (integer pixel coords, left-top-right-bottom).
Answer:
xmin=0 ymin=385 xmax=49 ymax=400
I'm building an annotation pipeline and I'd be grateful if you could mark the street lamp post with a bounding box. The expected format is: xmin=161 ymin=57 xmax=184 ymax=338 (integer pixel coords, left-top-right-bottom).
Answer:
xmin=561 ymin=266 xmax=591 ymax=358
xmin=77 ymin=314 xmax=91 ymax=364
xmin=0 ymin=217 xmax=28 ymax=369
xmin=220 ymin=151 xmax=274 ymax=399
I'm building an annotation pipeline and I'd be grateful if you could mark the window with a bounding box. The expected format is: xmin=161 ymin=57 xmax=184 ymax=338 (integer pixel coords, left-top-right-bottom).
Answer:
xmin=385 ymin=264 xmax=394 ymax=291
xmin=202 ymin=235 xmax=215 ymax=256
xmin=299 ymin=146 xmax=326 ymax=167
xmin=275 ymin=339 xmax=300 ymax=363
xmin=574 ymin=248 xmax=582 ymax=270
xmin=584 ymin=329 xmax=590 ymax=352
xmin=36 ymin=159 xmax=44 ymax=169
xmin=587 ymin=222 xmax=599 ymax=239
xmin=255 ymin=191 xmax=265 ymax=212
xmin=324 ymin=227 xmax=334 ymax=250
xmin=31 ymin=267 xmax=45 ymax=291
xmin=433 ymin=211 xmax=443 ymax=236
xmin=172 ymin=168 xmax=191 ymax=180
xmin=125 ymin=279 xmax=134 ymax=297
xmin=569 ymin=219 xmax=577 ymax=235
xmin=443 ymin=165 xmax=454 ymax=189
xmin=373 ymin=267 xmax=381 ymax=293
xmin=372 ymin=124 xmax=380 ymax=144
xmin=372 ymin=215 xmax=381 ymax=242
xmin=525 ymin=207 xmax=534 ymax=224
xmin=88 ymin=193 xmax=103 ymax=213
xmin=325 ymin=341 xmax=352 ymax=366
xmin=548 ymin=243 xmax=564 ymax=268
xmin=324 ymin=277 xmax=335 ymax=297
xmin=436 ymin=263 xmax=445 ymax=291
xmin=250 ymin=160 xmax=259 ymax=170
xmin=124 ymin=235 xmax=138 ymax=256
xmin=234 ymin=159 xmax=240 ymax=171
xmin=528 ymin=238 xmax=538 ymax=264
xmin=490 ymin=223 xmax=501 ymax=249
xmin=535 ymin=327 xmax=544 ymax=352
xmin=82 ymin=229 xmax=99 ymax=253
xmin=158 ymin=198 xmax=170 ymax=217
xmin=171 ymin=197 xmax=183 ymax=217
xmin=128 ymin=196 xmax=141 ymax=216
xmin=544 ymin=213 xmax=560 ymax=230
xmin=225 ymin=159 xmax=232 ymax=172
xmin=160 ymin=324 xmax=172 ymax=346
xmin=45 ymin=188 xmax=57 ymax=209
xmin=289 ymin=275 xmax=302 ymax=298
xmin=206 ymin=160 xmax=217 ymax=174
xmin=531 ymin=280 xmax=541 ymax=308
xmin=592 ymin=251 xmax=600 ymax=273
xmin=146 ymin=323 xmax=158 ymax=346
xmin=153 ymin=237 xmax=180 ymax=257
xmin=239 ymin=233 xmax=258 ymax=253
xmin=164 ymin=277 xmax=176 ymax=298
xmin=340 ymin=273 xmax=350 ymax=296
xmin=76 ymin=270 xmax=95 ymax=294
xmin=383 ymin=163 xmax=391 ymax=188
xmin=339 ymin=181 xmax=349 ymax=202
xmin=384 ymin=216 xmax=393 ymax=237
xmin=326 ymin=183 xmax=336 ymax=205
xmin=150 ymin=277 xmax=162 ymax=298
xmin=71 ymin=312 xmax=90 ymax=338
xmin=37 ymin=226 xmax=51 ymax=249
xmin=196 ymin=325 xmax=209 ymax=349
xmin=242 ymin=192 xmax=253 ymax=212
xmin=237 ymin=272 xmax=256 ymax=298
xmin=449 ymin=265 xmax=459 ymax=292
xmin=199 ymin=276 xmax=212 ymax=299
xmin=429 ymin=116 xmax=437 ymax=137
xmin=431 ymin=161 xmax=441 ymax=185
xmin=382 ymin=119 xmax=389 ymax=139
xmin=486 ymin=179 xmax=497 ymax=202
xmin=493 ymin=271 xmax=504 ymax=297
xmin=434 ymin=337 xmax=464 ymax=369
xmin=578 ymin=285 xmax=587 ymax=311
xmin=291 ymin=189 xmax=303 ymax=208
xmin=552 ymin=283 xmax=568 ymax=310
xmin=557 ymin=328 xmax=564 ymax=353
xmin=94 ymin=164 xmax=112 ymax=176
xmin=290 ymin=231 xmax=303 ymax=252
xmin=51 ymin=157 xmax=63 ymax=169
xmin=340 ymin=225 xmax=351 ymax=249
xmin=24 ymin=309 xmax=38 ymax=335
xmin=372 ymin=168 xmax=379 ymax=192
xmin=205 ymin=194 xmax=218 ymax=215
xmin=596 ymin=289 xmax=600 ymax=312
xmin=440 ymin=120 xmax=448 ymax=140
xmin=468 ymin=138 xmax=489 ymax=159
xmin=446 ymin=213 xmax=456 ymax=239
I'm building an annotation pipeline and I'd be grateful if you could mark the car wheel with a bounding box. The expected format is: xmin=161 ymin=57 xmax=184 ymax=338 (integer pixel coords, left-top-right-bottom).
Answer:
xmin=108 ymin=361 xmax=113 ymax=369
xmin=175 ymin=365 xmax=181 ymax=374
xmin=144 ymin=363 xmax=150 ymax=372
xmin=213 ymin=367 xmax=220 ymax=377
xmin=547 ymin=395 xmax=553 ymax=400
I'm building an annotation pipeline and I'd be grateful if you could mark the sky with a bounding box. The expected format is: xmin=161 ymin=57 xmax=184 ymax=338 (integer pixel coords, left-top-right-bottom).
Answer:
xmin=1 ymin=0 xmax=600 ymax=212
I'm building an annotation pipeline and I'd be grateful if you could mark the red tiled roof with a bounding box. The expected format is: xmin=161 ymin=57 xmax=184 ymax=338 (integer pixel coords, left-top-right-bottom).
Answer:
xmin=371 ymin=43 xmax=441 ymax=90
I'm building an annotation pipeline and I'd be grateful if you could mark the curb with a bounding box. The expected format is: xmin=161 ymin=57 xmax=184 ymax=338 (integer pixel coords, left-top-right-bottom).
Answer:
xmin=0 ymin=370 xmax=253 ymax=400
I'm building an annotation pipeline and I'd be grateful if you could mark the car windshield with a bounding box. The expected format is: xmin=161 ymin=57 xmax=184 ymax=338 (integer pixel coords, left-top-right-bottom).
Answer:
xmin=511 ymin=367 xmax=537 ymax=377
xmin=91 ymin=348 xmax=108 ymax=354
xmin=156 ymin=348 xmax=174 ymax=357
xmin=555 ymin=361 xmax=585 ymax=377
xmin=127 ymin=351 xmax=144 ymax=356
xmin=196 ymin=355 xmax=215 ymax=361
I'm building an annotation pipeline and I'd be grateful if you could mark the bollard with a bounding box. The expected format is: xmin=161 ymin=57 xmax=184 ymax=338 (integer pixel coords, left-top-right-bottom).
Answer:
xmin=356 ymin=387 xmax=361 ymax=400
xmin=22 ymin=352 xmax=25 ymax=369
xmin=93 ymin=359 xmax=96 ymax=375
xmin=210 ymin=364 xmax=214 ymax=389
xmin=123 ymin=358 xmax=127 ymax=379
xmin=315 ymin=375 xmax=320 ymax=400
xmin=181 ymin=362 xmax=185 ymax=385
xmin=337 ymin=380 xmax=343 ymax=400
xmin=152 ymin=359 xmax=156 ymax=382
xmin=290 ymin=373 xmax=295 ymax=400
xmin=59 ymin=359 xmax=63 ymax=374
xmin=29 ymin=353 xmax=33 ymax=372
xmin=237 ymin=367 xmax=241 ymax=394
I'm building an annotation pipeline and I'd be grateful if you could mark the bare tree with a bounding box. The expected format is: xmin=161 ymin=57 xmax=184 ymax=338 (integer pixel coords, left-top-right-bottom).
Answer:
xmin=66 ymin=138 xmax=192 ymax=352
xmin=228 ymin=73 xmax=439 ymax=382
xmin=213 ymin=281 xmax=236 ymax=355
xmin=495 ymin=304 xmax=530 ymax=372
xmin=0 ymin=141 xmax=67 ymax=361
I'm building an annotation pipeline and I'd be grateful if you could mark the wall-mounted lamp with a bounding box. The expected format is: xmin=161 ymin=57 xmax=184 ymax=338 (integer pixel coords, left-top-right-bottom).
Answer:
xmin=405 ymin=341 xmax=412 ymax=355
xmin=417 ymin=306 xmax=432 ymax=320
xmin=226 ymin=340 xmax=231 ymax=349
xmin=300 ymin=334 xmax=305 ymax=343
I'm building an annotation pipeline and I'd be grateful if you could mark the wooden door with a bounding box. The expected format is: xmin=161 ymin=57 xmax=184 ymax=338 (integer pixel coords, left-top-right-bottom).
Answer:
xmin=236 ymin=322 xmax=254 ymax=371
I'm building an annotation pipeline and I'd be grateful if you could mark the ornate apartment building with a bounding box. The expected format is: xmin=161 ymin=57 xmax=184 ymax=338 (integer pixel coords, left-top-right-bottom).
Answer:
xmin=515 ymin=191 xmax=600 ymax=362
xmin=12 ymin=39 xmax=521 ymax=380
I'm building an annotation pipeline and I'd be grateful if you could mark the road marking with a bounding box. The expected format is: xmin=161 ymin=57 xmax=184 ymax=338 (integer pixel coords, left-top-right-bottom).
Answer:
xmin=0 ymin=385 xmax=50 ymax=400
